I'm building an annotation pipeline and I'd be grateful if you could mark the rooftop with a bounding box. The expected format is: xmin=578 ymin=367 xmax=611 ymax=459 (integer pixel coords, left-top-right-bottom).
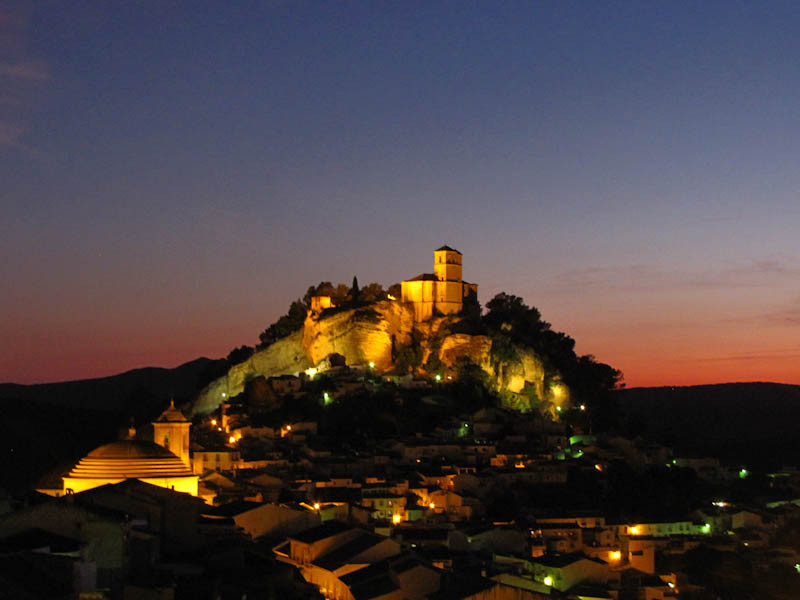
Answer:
xmin=288 ymin=520 xmax=352 ymax=544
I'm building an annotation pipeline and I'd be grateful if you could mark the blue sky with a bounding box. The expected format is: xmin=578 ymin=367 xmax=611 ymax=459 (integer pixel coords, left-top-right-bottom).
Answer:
xmin=2 ymin=1 xmax=800 ymax=384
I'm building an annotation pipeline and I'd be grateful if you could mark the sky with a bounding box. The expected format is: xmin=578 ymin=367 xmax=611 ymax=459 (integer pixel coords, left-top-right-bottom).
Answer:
xmin=2 ymin=1 xmax=800 ymax=387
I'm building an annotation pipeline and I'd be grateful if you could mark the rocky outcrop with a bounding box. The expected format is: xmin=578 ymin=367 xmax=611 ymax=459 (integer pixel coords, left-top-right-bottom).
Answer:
xmin=193 ymin=301 xmax=566 ymax=415
xmin=303 ymin=301 xmax=415 ymax=370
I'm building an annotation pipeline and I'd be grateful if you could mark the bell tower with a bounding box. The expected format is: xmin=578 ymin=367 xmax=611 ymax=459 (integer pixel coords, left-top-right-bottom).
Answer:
xmin=434 ymin=245 xmax=462 ymax=282
xmin=152 ymin=400 xmax=191 ymax=468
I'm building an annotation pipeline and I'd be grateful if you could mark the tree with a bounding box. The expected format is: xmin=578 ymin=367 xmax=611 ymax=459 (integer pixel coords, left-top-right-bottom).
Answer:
xmin=304 ymin=282 xmax=335 ymax=305
xmin=482 ymin=292 xmax=622 ymax=418
xmin=257 ymin=299 xmax=308 ymax=349
xmin=360 ymin=282 xmax=386 ymax=303
xmin=226 ymin=345 xmax=254 ymax=365
xmin=349 ymin=276 xmax=360 ymax=303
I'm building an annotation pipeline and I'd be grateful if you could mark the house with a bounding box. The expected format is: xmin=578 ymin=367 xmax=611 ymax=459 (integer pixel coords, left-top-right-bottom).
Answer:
xmin=529 ymin=553 xmax=609 ymax=592
xmin=209 ymin=501 xmax=321 ymax=541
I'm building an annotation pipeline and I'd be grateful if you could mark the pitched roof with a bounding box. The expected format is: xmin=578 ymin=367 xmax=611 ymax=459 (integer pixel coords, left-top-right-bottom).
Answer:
xmin=288 ymin=520 xmax=352 ymax=544
xmin=313 ymin=532 xmax=393 ymax=571
xmin=436 ymin=245 xmax=461 ymax=254
xmin=408 ymin=273 xmax=437 ymax=281
xmin=531 ymin=552 xmax=602 ymax=568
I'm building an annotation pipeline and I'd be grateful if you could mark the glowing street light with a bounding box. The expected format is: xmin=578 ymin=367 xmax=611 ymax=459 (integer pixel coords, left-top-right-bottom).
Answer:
xmin=210 ymin=419 xmax=217 ymax=426
xmin=313 ymin=502 xmax=320 ymax=510
xmin=392 ymin=514 xmax=402 ymax=524
xmin=369 ymin=361 xmax=375 ymax=368
xmin=543 ymin=576 xmax=553 ymax=587
xmin=229 ymin=436 xmax=236 ymax=444
xmin=435 ymin=374 xmax=441 ymax=382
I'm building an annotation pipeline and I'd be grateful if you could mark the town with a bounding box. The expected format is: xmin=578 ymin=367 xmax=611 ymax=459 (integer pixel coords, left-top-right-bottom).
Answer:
xmin=2 ymin=248 xmax=799 ymax=599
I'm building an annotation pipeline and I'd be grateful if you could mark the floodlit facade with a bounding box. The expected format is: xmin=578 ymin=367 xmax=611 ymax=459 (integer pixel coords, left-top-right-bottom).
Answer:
xmin=401 ymin=246 xmax=478 ymax=322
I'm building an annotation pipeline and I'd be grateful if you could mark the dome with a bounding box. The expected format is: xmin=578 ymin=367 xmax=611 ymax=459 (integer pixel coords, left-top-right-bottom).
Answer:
xmin=87 ymin=440 xmax=180 ymax=460
xmin=67 ymin=440 xmax=194 ymax=480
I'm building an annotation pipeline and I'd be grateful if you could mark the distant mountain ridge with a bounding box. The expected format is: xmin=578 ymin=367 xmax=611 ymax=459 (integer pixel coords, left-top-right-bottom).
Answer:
xmin=0 ymin=357 xmax=226 ymax=413
xmin=0 ymin=357 xmax=227 ymax=492
xmin=616 ymin=382 xmax=800 ymax=467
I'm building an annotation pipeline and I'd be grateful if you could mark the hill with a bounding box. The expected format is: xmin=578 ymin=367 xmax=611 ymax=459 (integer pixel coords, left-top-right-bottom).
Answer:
xmin=0 ymin=357 xmax=226 ymax=413
xmin=616 ymin=382 xmax=800 ymax=468
xmin=0 ymin=357 xmax=226 ymax=492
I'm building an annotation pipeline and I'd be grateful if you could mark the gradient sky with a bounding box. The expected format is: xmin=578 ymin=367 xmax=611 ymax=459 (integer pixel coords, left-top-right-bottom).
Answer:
xmin=2 ymin=1 xmax=800 ymax=387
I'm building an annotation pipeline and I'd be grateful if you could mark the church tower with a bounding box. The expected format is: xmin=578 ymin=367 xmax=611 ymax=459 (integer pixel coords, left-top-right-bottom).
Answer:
xmin=401 ymin=245 xmax=478 ymax=321
xmin=434 ymin=246 xmax=463 ymax=282
xmin=152 ymin=400 xmax=191 ymax=468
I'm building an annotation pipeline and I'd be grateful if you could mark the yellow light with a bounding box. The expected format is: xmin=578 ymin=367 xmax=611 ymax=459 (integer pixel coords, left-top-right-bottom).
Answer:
xmin=543 ymin=576 xmax=553 ymax=587
xmin=609 ymin=550 xmax=621 ymax=561
xmin=229 ymin=436 xmax=236 ymax=444
xmin=579 ymin=404 xmax=586 ymax=411
xmin=435 ymin=374 xmax=441 ymax=382
xmin=392 ymin=514 xmax=402 ymax=524
xmin=429 ymin=502 xmax=435 ymax=509
xmin=211 ymin=419 xmax=217 ymax=426
xmin=556 ymin=406 xmax=562 ymax=412
xmin=286 ymin=424 xmax=292 ymax=431
xmin=313 ymin=502 xmax=320 ymax=510
xmin=305 ymin=367 xmax=317 ymax=378
xmin=629 ymin=526 xmax=640 ymax=535
xmin=369 ymin=361 xmax=375 ymax=368
xmin=387 ymin=294 xmax=396 ymax=300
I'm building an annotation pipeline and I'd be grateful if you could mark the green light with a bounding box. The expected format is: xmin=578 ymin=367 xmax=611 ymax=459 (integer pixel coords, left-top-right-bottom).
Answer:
xmin=794 ymin=563 xmax=800 ymax=574
xmin=543 ymin=576 xmax=553 ymax=587
xmin=672 ymin=459 xmax=677 ymax=465
xmin=701 ymin=523 xmax=711 ymax=534
xmin=323 ymin=392 xmax=331 ymax=405
xmin=739 ymin=468 xmax=749 ymax=479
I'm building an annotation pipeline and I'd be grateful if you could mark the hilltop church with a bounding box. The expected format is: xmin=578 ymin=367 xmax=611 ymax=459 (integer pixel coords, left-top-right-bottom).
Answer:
xmin=401 ymin=245 xmax=478 ymax=322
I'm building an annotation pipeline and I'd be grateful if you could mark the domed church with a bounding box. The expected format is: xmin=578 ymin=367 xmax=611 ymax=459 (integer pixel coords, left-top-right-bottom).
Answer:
xmin=61 ymin=402 xmax=199 ymax=496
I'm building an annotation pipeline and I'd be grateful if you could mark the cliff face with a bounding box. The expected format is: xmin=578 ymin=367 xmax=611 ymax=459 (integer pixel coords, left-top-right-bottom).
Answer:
xmin=193 ymin=301 xmax=565 ymax=415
